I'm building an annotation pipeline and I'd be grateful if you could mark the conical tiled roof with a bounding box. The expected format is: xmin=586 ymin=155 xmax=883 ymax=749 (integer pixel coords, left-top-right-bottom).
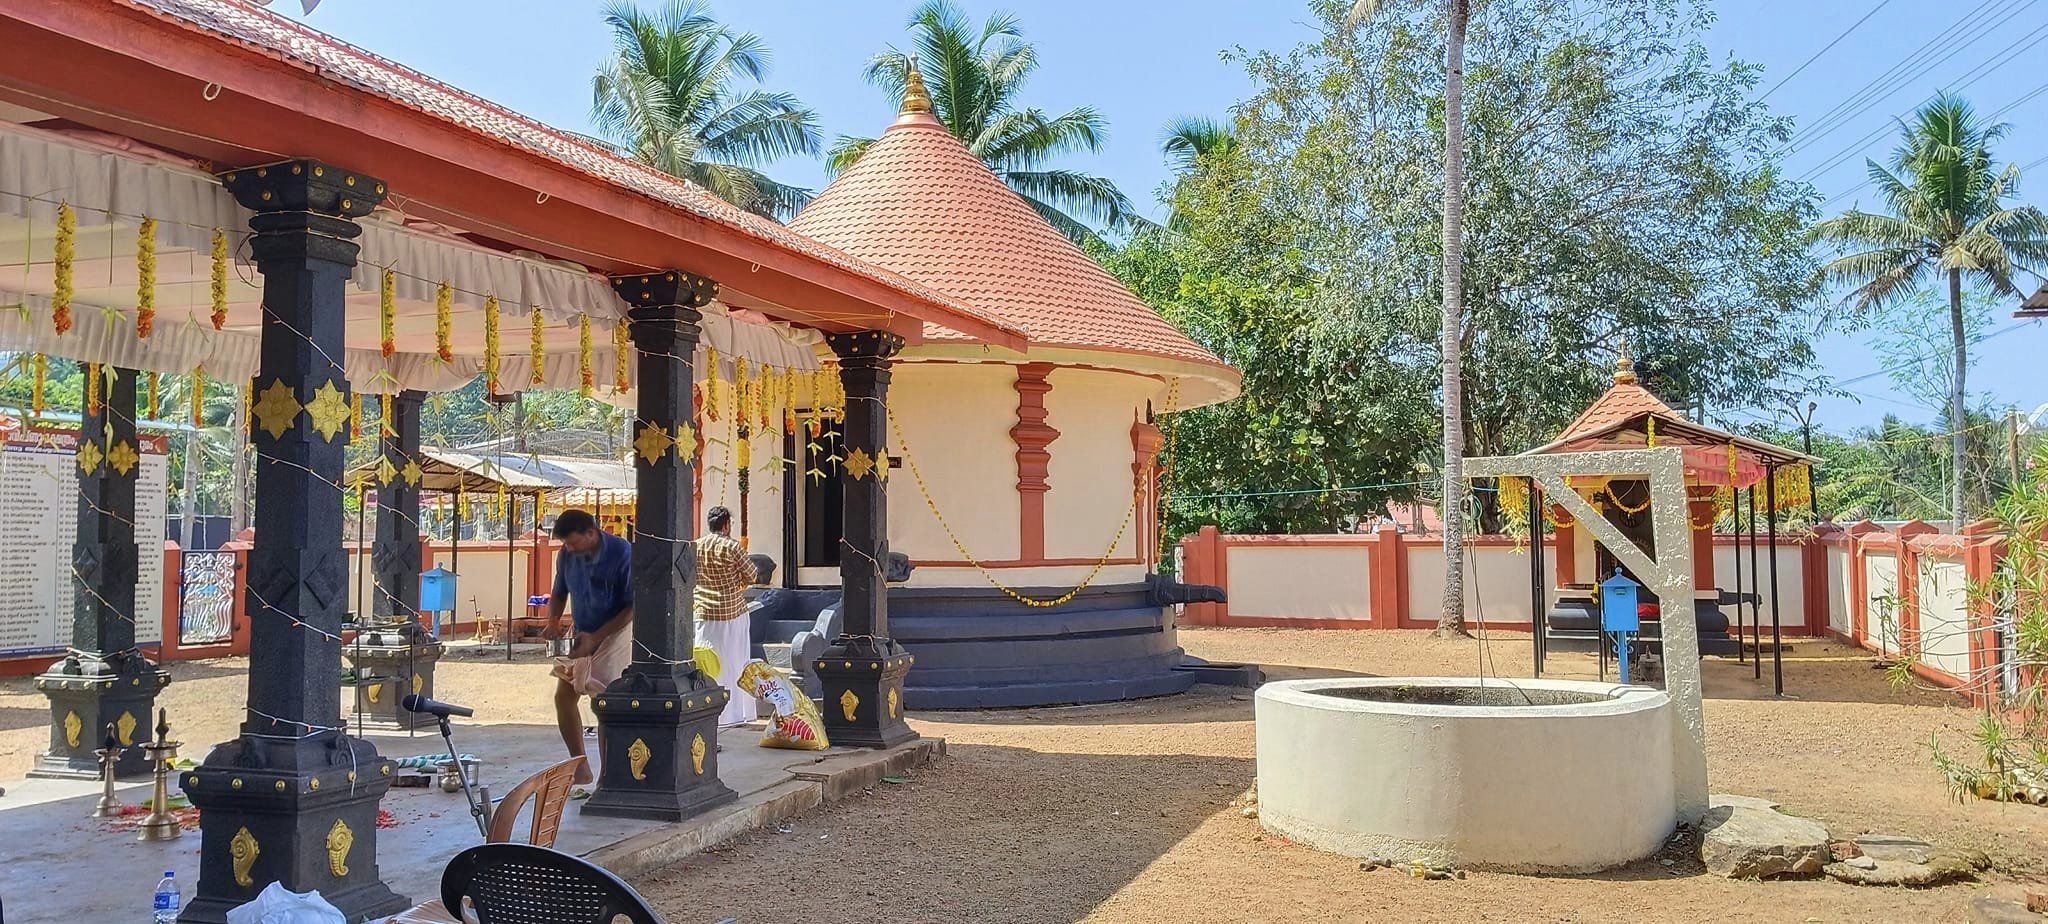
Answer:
xmin=1551 ymin=353 xmax=1686 ymax=444
xmin=788 ymin=85 xmax=1230 ymax=374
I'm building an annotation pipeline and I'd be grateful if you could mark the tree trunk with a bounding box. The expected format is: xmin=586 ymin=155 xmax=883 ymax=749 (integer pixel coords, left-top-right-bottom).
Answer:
xmin=1947 ymin=267 xmax=1967 ymax=531
xmin=230 ymin=380 xmax=250 ymax=536
xmin=1435 ymin=0 xmax=1472 ymax=638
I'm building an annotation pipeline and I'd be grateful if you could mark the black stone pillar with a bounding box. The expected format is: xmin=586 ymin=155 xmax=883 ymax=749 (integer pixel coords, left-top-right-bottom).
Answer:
xmin=347 ymin=388 xmax=440 ymax=729
xmin=32 ymin=364 xmax=170 ymax=779
xmin=180 ymin=161 xmax=405 ymax=924
xmin=814 ymin=331 xmax=918 ymax=748
xmin=582 ymin=270 xmax=736 ymax=821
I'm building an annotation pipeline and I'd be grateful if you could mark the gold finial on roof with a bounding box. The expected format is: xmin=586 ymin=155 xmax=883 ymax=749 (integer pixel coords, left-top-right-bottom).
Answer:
xmin=900 ymin=56 xmax=934 ymax=115
xmin=1614 ymin=336 xmax=1638 ymax=384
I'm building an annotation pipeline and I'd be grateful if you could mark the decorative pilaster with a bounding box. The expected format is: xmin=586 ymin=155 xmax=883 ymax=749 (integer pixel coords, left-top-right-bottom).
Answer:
xmin=815 ymin=331 xmax=918 ymax=749
xmin=348 ymin=389 xmax=440 ymax=730
xmin=582 ymin=270 xmax=736 ymax=821
xmin=1011 ymin=362 xmax=1059 ymax=561
xmin=1130 ymin=417 xmax=1164 ymax=569
xmin=180 ymin=160 xmax=405 ymax=924
xmin=32 ymin=364 xmax=169 ymax=779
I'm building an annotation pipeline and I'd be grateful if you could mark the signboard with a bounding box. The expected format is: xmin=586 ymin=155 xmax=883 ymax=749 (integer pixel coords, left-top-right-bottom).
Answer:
xmin=0 ymin=427 xmax=168 ymax=656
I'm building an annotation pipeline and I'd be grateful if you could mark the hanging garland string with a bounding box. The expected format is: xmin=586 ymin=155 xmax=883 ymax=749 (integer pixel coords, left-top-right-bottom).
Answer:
xmin=612 ymin=319 xmax=630 ymax=393
xmin=53 ymin=203 xmax=74 ymax=335
xmin=434 ymin=282 xmax=454 ymax=363
xmin=85 ymin=362 xmax=100 ymax=416
xmin=379 ymin=392 xmax=393 ymax=437
xmin=190 ymin=366 xmax=206 ymax=427
xmin=146 ymin=371 xmax=159 ymax=420
xmin=349 ymin=391 xmax=363 ymax=441
xmin=704 ymin=349 xmax=720 ymax=421
xmin=135 ymin=217 xmax=157 ymax=339
xmin=378 ymin=269 xmax=396 ymax=356
xmin=482 ymin=295 xmax=501 ymax=393
xmin=30 ymin=353 xmax=47 ymax=418
xmin=211 ymin=230 xmax=230 ymax=331
xmin=577 ymin=314 xmax=593 ymax=397
xmin=529 ymin=306 xmax=545 ymax=386
xmin=1646 ymin=417 xmax=1657 ymax=448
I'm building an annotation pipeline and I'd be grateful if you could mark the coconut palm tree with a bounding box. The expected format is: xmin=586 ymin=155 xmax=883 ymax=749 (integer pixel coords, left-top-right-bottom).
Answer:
xmin=591 ymin=0 xmax=821 ymax=220
xmin=1161 ymin=116 xmax=1238 ymax=173
xmin=827 ymin=0 xmax=1139 ymax=241
xmin=1349 ymin=0 xmax=1473 ymax=637
xmin=1812 ymin=93 xmax=2048 ymax=527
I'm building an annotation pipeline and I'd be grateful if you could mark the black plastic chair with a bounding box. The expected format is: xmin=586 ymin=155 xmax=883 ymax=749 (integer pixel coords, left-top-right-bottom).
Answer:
xmin=440 ymin=843 xmax=666 ymax=924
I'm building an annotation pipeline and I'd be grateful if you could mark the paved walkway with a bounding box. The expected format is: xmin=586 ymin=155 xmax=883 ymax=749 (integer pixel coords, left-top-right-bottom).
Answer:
xmin=0 ymin=719 xmax=940 ymax=920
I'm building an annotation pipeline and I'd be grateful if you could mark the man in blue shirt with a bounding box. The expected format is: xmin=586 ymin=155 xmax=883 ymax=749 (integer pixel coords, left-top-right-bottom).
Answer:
xmin=542 ymin=509 xmax=633 ymax=785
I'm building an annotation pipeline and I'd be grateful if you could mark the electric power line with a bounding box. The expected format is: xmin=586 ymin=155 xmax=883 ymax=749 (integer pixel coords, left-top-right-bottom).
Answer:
xmin=1759 ymin=0 xmax=1899 ymax=103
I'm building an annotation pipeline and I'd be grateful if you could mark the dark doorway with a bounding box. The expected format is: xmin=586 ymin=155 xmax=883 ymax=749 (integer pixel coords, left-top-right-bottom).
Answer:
xmin=800 ymin=419 xmax=845 ymax=569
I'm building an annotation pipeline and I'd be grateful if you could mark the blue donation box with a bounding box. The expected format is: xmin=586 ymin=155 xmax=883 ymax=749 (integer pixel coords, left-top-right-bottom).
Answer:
xmin=1601 ymin=569 xmax=1640 ymax=683
xmin=420 ymin=567 xmax=458 ymax=613
xmin=1599 ymin=570 xmax=1640 ymax=633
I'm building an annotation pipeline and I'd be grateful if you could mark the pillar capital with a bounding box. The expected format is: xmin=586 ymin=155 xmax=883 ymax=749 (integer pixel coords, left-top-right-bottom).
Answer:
xmin=609 ymin=270 xmax=719 ymax=309
xmin=826 ymin=330 xmax=907 ymax=363
xmin=221 ymin=160 xmax=387 ymax=217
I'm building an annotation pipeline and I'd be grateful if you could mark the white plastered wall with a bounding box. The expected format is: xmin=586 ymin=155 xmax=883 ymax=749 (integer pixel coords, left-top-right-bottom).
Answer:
xmin=1225 ymin=545 xmax=1372 ymax=621
xmin=1917 ymin=556 xmax=1971 ymax=678
xmin=886 ymin=362 xmax=1022 ymax=566
xmin=1042 ymin=367 xmax=1154 ymax=562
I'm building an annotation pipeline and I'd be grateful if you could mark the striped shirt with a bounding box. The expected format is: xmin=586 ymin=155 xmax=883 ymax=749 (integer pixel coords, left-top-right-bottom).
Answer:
xmin=692 ymin=532 xmax=757 ymax=622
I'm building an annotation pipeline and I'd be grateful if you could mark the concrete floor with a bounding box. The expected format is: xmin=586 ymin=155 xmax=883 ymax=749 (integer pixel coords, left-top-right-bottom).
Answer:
xmin=0 ymin=718 xmax=940 ymax=922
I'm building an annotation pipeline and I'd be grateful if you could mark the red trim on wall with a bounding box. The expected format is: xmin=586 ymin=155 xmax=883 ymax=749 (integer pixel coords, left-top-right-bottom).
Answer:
xmin=1011 ymin=363 xmax=1059 ymax=562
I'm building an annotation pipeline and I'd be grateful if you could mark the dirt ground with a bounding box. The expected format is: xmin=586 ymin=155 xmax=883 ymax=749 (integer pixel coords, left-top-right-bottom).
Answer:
xmin=5 ymin=630 xmax=2044 ymax=922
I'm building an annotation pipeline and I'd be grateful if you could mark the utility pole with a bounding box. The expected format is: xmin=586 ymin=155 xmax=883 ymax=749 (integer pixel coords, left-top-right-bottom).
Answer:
xmin=2012 ymin=408 xmax=2024 ymax=488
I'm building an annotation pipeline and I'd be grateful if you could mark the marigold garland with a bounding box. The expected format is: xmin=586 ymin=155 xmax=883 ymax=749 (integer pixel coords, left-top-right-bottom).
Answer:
xmin=578 ymin=315 xmax=593 ymax=397
xmin=704 ymin=349 xmax=721 ymax=421
xmin=190 ymin=366 xmax=206 ymax=427
xmin=211 ymin=230 xmax=230 ymax=331
xmin=53 ymin=204 xmax=75 ymax=336
xmin=529 ymin=306 xmax=545 ymax=386
xmin=379 ymin=269 xmax=396 ymax=356
xmin=380 ymin=392 xmax=393 ymax=437
xmin=482 ymin=295 xmax=501 ymax=393
xmin=85 ymin=362 xmax=100 ymax=416
xmin=31 ymin=353 xmax=47 ymax=417
xmin=612 ymin=320 xmax=631 ymax=393
xmin=1646 ymin=416 xmax=1656 ymax=448
xmin=433 ymin=282 xmax=454 ymax=362
xmin=146 ymin=372 xmax=159 ymax=420
xmin=135 ymin=217 xmax=157 ymax=338
xmin=349 ymin=391 xmax=363 ymax=441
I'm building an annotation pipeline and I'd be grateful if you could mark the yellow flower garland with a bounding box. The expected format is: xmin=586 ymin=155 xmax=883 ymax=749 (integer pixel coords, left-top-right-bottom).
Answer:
xmin=85 ymin=362 xmax=100 ymax=416
xmin=136 ymin=217 xmax=157 ymax=339
xmin=482 ymin=295 xmax=501 ymax=393
xmin=529 ymin=307 xmax=545 ymax=386
xmin=434 ymin=282 xmax=453 ymax=363
xmin=1646 ymin=416 xmax=1656 ymax=448
xmin=31 ymin=353 xmax=47 ymax=417
xmin=349 ymin=392 xmax=363 ymax=441
xmin=612 ymin=320 xmax=630 ymax=393
xmin=211 ymin=230 xmax=230 ymax=331
xmin=379 ymin=269 xmax=396 ymax=356
xmin=578 ymin=315 xmax=593 ymax=397
xmin=380 ymin=392 xmax=393 ymax=437
xmin=190 ymin=366 xmax=206 ymax=427
xmin=704 ymin=349 xmax=721 ymax=421
xmin=146 ymin=372 xmax=159 ymax=420
xmin=53 ymin=204 xmax=74 ymax=336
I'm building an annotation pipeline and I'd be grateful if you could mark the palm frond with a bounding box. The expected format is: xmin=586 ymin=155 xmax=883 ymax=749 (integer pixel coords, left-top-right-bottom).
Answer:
xmin=826 ymin=136 xmax=877 ymax=175
xmin=1002 ymin=168 xmax=1140 ymax=234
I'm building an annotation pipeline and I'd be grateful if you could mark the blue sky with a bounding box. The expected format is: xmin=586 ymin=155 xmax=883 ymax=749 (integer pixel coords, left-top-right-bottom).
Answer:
xmin=275 ymin=0 xmax=2046 ymax=434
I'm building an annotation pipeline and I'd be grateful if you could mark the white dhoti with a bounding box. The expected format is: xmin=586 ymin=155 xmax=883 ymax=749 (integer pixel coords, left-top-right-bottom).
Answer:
xmin=695 ymin=609 xmax=757 ymax=726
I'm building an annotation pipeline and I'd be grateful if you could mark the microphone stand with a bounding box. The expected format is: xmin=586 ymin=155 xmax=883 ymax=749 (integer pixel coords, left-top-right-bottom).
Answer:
xmin=432 ymin=712 xmax=490 ymax=838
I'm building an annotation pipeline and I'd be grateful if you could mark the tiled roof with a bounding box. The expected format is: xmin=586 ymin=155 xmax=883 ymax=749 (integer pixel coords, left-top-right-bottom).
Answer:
xmin=1551 ymin=357 xmax=1686 ymax=444
xmin=787 ymin=109 xmax=1229 ymax=370
xmin=115 ymin=0 xmax=1021 ymax=341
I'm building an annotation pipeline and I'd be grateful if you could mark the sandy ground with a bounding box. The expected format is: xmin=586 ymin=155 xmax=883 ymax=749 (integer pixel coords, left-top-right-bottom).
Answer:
xmin=5 ymin=630 xmax=2045 ymax=922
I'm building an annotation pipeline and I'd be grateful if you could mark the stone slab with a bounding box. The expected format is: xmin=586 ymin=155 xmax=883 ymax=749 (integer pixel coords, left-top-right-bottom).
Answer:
xmin=1822 ymin=834 xmax=1985 ymax=887
xmin=1698 ymin=792 xmax=1829 ymax=878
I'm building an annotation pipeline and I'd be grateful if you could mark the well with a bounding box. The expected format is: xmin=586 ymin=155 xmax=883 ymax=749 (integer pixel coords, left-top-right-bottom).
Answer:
xmin=1255 ymin=677 xmax=1675 ymax=872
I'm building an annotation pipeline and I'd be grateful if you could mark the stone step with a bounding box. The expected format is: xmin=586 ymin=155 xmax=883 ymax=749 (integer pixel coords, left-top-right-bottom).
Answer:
xmin=761 ymin=642 xmax=795 ymax=671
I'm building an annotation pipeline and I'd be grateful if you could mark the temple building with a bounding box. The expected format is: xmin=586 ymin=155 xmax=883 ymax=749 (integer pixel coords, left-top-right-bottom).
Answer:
xmin=704 ymin=67 xmax=1245 ymax=708
xmin=1526 ymin=353 xmax=1813 ymax=655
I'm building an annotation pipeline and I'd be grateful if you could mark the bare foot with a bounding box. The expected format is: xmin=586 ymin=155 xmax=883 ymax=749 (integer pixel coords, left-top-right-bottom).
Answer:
xmin=573 ymin=767 xmax=595 ymax=785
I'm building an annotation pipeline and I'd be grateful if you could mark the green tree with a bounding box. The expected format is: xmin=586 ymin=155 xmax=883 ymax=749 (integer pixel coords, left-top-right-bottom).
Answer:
xmin=1104 ymin=0 xmax=1820 ymax=552
xmin=1811 ymin=94 xmax=2048 ymax=527
xmin=591 ymin=0 xmax=821 ymax=220
xmin=1347 ymin=0 xmax=1474 ymax=636
xmin=827 ymin=0 xmax=1139 ymax=240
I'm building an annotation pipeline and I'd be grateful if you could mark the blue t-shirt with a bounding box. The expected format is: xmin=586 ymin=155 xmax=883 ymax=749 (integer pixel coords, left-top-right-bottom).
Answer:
xmin=553 ymin=532 xmax=633 ymax=633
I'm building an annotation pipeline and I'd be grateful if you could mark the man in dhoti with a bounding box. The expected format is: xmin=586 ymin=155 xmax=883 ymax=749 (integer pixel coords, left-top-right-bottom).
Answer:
xmin=694 ymin=505 xmax=760 ymax=726
xmin=541 ymin=509 xmax=632 ymax=785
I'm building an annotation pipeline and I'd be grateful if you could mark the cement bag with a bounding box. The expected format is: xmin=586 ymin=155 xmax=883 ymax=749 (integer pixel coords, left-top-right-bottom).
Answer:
xmin=225 ymin=883 xmax=345 ymax=924
xmin=737 ymin=659 xmax=828 ymax=750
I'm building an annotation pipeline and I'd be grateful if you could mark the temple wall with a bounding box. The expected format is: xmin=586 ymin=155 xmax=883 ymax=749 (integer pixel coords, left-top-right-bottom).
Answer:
xmin=1041 ymin=366 xmax=1153 ymax=562
xmin=887 ymin=362 xmax=1022 ymax=565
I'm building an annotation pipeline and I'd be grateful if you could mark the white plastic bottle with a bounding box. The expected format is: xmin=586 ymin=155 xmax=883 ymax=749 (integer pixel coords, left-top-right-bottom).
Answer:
xmin=152 ymin=870 xmax=181 ymax=923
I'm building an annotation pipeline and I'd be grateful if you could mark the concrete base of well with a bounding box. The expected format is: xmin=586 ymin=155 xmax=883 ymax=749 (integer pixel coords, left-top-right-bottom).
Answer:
xmin=1255 ymin=676 xmax=1675 ymax=872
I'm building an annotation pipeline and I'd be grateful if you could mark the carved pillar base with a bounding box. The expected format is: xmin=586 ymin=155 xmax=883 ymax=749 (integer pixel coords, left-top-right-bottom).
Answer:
xmin=814 ymin=637 xmax=917 ymax=749
xmin=344 ymin=624 xmax=444 ymax=730
xmin=581 ymin=671 xmax=736 ymax=822
xmin=30 ymin=652 xmax=169 ymax=778
xmin=180 ymin=736 xmax=406 ymax=924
